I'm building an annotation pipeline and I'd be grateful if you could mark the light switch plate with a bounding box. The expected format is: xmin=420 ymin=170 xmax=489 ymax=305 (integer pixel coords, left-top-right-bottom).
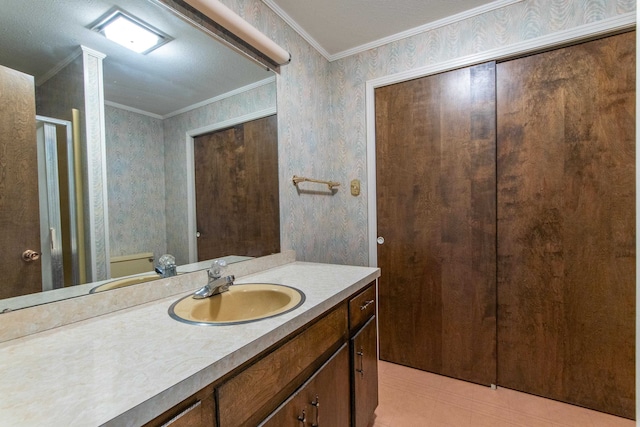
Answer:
xmin=350 ymin=179 xmax=361 ymax=196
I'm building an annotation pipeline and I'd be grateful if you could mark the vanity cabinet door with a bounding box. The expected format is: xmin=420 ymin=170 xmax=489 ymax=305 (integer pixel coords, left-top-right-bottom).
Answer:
xmin=217 ymin=304 xmax=348 ymax=427
xmin=260 ymin=344 xmax=351 ymax=427
xmin=351 ymin=317 xmax=378 ymax=427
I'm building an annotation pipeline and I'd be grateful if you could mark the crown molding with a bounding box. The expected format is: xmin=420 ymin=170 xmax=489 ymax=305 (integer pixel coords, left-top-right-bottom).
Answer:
xmin=261 ymin=0 xmax=524 ymax=62
xmin=260 ymin=0 xmax=332 ymax=59
xmin=163 ymin=75 xmax=276 ymax=119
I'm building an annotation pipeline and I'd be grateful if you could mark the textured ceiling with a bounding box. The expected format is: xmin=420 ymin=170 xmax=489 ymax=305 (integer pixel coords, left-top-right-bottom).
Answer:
xmin=0 ymin=0 xmax=272 ymax=117
xmin=2 ymin=0 xmax=517 ymax=115
xmin=263 ymin=0 xmax=508 ymax=59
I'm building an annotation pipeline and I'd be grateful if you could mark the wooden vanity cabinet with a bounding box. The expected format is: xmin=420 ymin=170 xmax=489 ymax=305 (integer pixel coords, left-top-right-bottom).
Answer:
xmin=217 ymin=304 xmax=348 ymax=427
xmin=259 ymin=344 xmax=351 ymax=426
xmin=348 ymin=284 xmax=378 ymax=427
xmin=143 ymin=281 xmax=378 ymax=427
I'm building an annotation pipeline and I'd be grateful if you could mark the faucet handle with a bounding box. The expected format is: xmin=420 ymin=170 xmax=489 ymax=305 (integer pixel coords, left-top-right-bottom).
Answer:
xmin=209 ymin=259 xmax=228 ymax=279
xmin=155 ymin=254 xmax=177 ymax=278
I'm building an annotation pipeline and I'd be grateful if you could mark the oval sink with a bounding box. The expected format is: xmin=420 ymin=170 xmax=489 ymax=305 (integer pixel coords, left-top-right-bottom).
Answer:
xmin=89 ymin=274 xmax=160 ymax=293
xmin=168 ymin=283 xmax=305 ymax=325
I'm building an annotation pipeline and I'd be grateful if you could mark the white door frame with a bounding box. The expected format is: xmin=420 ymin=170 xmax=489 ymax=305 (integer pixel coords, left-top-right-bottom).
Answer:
xmin=365 ymin=13 xmax=635 ymax=268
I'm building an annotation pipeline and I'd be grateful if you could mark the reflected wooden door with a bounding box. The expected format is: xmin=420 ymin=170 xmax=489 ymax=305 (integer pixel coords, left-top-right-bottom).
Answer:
xmin=375 ymin=63 xmax=497 ymax=385
xmin=496 ymin=31 xmax=636 ymax=418
xmin=194 ymin=115 xmax=279 ymax=260
xmin=0 ymin=65 xmax=42 ymax=299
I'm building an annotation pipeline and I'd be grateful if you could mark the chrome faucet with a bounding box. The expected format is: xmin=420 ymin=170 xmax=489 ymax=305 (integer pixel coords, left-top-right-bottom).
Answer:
xmin=193 ymin=259 xmax=235 ymax=299
xmin=155 ymin=254 xmax=177 ymax=278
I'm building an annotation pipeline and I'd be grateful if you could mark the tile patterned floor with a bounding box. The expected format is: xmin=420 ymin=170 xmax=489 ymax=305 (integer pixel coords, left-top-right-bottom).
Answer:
xmin=372 ymin=360 xmax=635 ymax=427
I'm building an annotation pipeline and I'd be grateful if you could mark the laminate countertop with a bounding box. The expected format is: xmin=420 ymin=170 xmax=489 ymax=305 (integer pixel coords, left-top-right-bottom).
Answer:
xmin=0 ymin=261 xmax=380 ymax=426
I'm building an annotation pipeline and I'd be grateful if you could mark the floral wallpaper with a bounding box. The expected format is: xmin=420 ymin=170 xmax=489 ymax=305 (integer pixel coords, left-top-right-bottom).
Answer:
xmin=221 ymin=0 xmax=635 ymax=267
xmin=105 ymin=105 xmax=167 ymax=260
xmin=103 ymin=82 xmax=275 ymax=266
xmin=103 ymin=0 xmax=634 ymax=270
xmin=163 ymin=81 xmax=277 ymax=264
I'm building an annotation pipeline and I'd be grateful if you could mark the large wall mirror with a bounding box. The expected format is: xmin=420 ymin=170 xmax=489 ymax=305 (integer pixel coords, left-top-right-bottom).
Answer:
xmin=0 ymin=0 xmax=279 ymax=312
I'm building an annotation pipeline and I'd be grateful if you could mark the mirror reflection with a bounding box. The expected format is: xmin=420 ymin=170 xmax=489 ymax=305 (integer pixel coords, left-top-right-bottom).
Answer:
xmin=0 ymin=0 xmax=278 ymax=311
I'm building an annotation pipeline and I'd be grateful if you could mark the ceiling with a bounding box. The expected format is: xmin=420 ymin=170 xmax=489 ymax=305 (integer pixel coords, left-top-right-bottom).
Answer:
xmin=0 ymin=0 xmax=515 ymax=116
xmin=262 ymin=0 xmax=513 ymax=60
xmin=0 ymin=0 xmax=272 ymax=117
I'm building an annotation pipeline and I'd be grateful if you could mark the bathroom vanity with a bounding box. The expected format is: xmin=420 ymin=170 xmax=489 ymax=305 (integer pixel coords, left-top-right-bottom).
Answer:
xmin=0 ymin=254 xmax=380 ymax=426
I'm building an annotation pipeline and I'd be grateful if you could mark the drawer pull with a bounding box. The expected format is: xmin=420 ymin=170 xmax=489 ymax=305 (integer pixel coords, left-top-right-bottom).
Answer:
xmin=356 ymin=349 xmax=365 ymax=376
xmin=360 ymin=299 xmax=374 ymax=311
xmin=311 ymin=395 xmax=320 ymax=427
xmin=297 ymin=409 xmax=306 ymax=425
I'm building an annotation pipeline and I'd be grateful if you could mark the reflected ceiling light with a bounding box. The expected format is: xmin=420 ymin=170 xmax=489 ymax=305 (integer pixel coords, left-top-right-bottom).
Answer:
xmin=92 ymin=9 xmax=171 ymax=54
xmin=184 ymin=0 xmax=291 ymax=65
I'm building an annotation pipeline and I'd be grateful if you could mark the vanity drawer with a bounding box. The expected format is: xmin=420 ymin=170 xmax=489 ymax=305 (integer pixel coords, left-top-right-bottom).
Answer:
xmin=144 ymin=384 xmax=215 ymax=427
xmin=217 ymin=303 xmax=348 ymax=427
xmin=349 ymin=282 xmax=376 ymax=334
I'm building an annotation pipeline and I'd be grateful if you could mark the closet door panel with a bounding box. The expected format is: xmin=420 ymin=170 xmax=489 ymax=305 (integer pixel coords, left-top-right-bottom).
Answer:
xmin=376 ymin=62 xmax=497 ymax=385
xmin=496 ymin=31 xmax=635 ymax=418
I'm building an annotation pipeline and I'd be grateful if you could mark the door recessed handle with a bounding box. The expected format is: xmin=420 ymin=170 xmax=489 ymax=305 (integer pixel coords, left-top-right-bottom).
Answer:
xmin=377 ymin=236 xmax=384 ymax=245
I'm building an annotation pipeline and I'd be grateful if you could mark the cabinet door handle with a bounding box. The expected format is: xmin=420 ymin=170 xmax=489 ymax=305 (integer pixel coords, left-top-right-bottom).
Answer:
xmin=360 ymin=299 xmax=374 ymax=311
xmin=311 ymin=394 xmax=320 ymax=427
xmin=356 ymin=348 xmax=364 ymax=376
xmin=297 ymin=409 xmax=306 ymax=425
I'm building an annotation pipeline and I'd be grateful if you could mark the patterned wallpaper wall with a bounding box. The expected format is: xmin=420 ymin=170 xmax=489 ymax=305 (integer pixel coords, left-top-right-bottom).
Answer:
xmin=328 ymin=0 xmax=636 ymax=266
xmin=103 ymin=0 xmax=635 ymax=271
xmin=104 ymin=82 xmax=275 ymax=266
xmin=105 ymin=105 xmax=167 ymax=260
xmin=222 ymin=0 xmax=634 ymax=267
xmin=164 ymin=81 xmax=276 ymax=264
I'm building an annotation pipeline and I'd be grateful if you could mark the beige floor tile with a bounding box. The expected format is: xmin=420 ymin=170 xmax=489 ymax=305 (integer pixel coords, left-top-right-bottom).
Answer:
xmin=587 ymin=409 xmax=636 ymax=427
xmin=374 ymin=362 xmax=634 ymax=427
xmin=509 ymin=410 xmax=556 ymax=427
xmin=473 ymin=386 xmax=513 ymax=409
xmin=505 ymin=388 xmax=552 ymax=418
xmin=429 ymin=400 xmax=473 ymax=426
xmin=545 ymin=399 xmax=594 ymax=426
xmin=472 ymin=412 xmax=519 ymax=427
xmin=439 ymin=375 xmax=486 ymax=399
xmin=378 ymin=381 xmax=438 ymax=421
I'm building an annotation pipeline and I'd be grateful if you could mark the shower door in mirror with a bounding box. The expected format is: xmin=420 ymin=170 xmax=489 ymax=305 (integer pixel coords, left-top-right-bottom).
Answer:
xmin=194 ymin=114 xmax=279 ymax=260
xmin=0 ymin=65 xmax=42 ymax=299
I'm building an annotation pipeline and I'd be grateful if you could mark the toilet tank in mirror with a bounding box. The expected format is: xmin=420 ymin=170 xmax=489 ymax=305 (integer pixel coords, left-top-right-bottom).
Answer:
xmin=0 ymin=0 xmax=278 ymax=312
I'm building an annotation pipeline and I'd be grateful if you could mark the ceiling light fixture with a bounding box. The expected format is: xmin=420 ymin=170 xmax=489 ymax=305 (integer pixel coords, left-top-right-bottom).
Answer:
xmin=92 ymin=9 xmax=171 ymax=54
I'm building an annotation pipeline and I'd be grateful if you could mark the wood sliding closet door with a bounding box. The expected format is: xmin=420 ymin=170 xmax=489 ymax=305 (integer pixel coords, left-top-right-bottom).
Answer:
xmin=376 ymin=62 xmax=497 ymax=385
xmin=194 ymin=115 xmax=280 ymax=261
xmin=496 ymin=32 xmax=635 ymax=419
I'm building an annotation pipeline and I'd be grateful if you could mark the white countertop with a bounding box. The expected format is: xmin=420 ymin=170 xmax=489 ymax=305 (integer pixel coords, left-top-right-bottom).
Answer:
xmin=0 ymin=261 xmax=379 ymax=427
